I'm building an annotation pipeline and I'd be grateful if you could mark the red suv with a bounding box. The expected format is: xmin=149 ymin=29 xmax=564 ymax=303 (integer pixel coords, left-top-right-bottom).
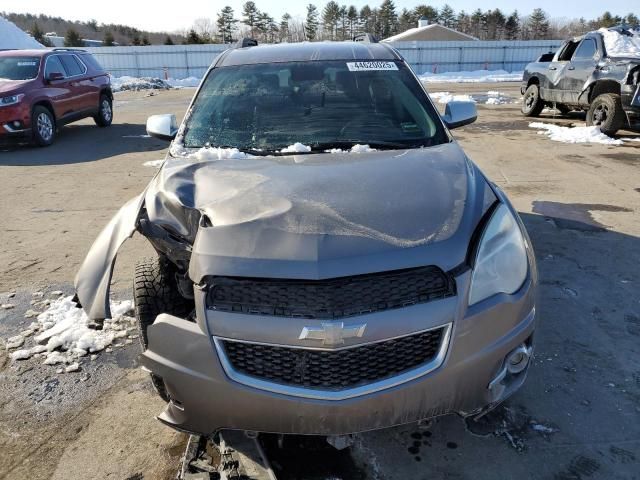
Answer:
xmin=0 ymin=48 xmax=112 ymax=146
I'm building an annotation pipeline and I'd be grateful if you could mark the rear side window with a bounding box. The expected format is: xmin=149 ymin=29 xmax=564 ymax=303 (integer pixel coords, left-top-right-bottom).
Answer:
xmin=79 ymin=53 xmax=105 ymax=73
xmin=59 ymin=55 xmax=85 ymax=76
xmin=45 ymin=55 xmax=66 ymax=78
xmin=573 ymin=39 xmax=597 ymax=60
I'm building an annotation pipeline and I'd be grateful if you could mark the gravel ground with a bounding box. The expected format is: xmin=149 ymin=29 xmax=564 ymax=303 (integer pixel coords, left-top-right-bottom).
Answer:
xmin=0 ymin=84 xmax=639 ymax=479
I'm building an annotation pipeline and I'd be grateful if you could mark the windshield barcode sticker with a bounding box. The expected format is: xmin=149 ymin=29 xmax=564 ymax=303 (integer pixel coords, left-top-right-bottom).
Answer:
xmin=347 ymin=62 xmax=398 ymax=71
xmin=17 ymin=62 xmax=37 ymax=66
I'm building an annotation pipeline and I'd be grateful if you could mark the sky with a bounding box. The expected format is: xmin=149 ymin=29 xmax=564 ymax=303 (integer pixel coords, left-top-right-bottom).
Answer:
xmin=4 ymin=0 xmax=635 ymax=32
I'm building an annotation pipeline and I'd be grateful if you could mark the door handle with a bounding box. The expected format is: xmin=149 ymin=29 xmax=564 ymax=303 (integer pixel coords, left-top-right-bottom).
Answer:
xmin=567 ymin=66 xmax=575 ymax=70
xmin=548 ymin=66 xmax=557 ymax=70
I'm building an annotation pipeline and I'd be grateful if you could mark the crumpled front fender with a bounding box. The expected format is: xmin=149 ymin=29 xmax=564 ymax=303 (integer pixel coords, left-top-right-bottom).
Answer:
xmin=74 ymin=193 xmax=146 ymax=320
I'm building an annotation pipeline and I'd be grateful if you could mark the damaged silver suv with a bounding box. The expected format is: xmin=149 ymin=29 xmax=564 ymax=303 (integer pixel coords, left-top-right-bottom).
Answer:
xmin=75 ymin=39 xmax=537 ymax=436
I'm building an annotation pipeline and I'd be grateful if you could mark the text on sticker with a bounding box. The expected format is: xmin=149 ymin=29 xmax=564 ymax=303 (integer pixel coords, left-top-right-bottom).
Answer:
xmin=18 ymin=62 xmax=37 ymax=66
xmin=347 ymin=62 xmax=398 ymax=72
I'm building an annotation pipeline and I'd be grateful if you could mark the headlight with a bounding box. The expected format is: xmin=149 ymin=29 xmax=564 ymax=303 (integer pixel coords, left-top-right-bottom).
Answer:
xmin=468 ymin=204 xmax=528 ymax=306
xmin=0 ymin=94 xmax=25 ymax=107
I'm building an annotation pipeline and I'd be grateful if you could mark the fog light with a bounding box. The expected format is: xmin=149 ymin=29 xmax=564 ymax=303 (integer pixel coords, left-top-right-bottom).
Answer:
xmin=506 ymin=345 xmax=531 ymax=374
xmin=12 ymin=121 xmax=22 ymax=129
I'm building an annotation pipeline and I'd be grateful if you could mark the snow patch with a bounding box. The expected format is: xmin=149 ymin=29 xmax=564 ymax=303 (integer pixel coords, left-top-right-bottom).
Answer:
xmin=429 ymin=90 xmax=515 ymax=105
xmin=599 ymin=27 xmax=640 ymax=59
xmin=190 ymin=146 xmax=256 ymax=161
xmin=420 ymin=69 xmax=523 ymax=83
xmin=0 ymin=16 xmax=44 ymax=50
xmin=111 ymin=76 xmax=202 ymax=93
xmin=529 ymin=122 xmax=624 ymax=145
xmin=429 ymin=92 xmax=476 ymax=104
xmin=281 ymin=143 xmax=312 ymax=153
xmin=143 ymin=159 xmax=165 ymax=168
xmin=7 ymin=295 xmax=136 ymax=365
xmin=327 ymin=144 xmax=378 ymax=153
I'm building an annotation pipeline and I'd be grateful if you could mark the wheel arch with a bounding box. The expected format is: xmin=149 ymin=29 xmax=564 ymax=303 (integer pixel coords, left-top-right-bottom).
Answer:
xmin=527 ymin=76 xmax=540 ymax=87
xmin=588 ymin=80 xmax=621 ymax=103
xmin=32 ymin=100 xmax=56 ymax=125
xmin=99 ymin=87 xmax=113 ymax=101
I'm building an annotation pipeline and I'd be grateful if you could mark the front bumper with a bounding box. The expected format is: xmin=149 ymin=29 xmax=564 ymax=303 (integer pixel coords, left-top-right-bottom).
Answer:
xmin=0 ymin=103 xmax=32 ymax=141
xmin=140 ymin=270 xmax=536 ymax=436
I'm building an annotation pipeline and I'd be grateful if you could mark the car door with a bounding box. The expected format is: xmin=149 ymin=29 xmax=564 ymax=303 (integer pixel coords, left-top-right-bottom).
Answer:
xmin=562 ymin=37 xmax=598 ymax=105
xmin=58 ymin=54 xmax=96 ymax=115
xmin=43 ymin=54 xmax=75 ymax=120
xmin=543 ymin=40 xmax=579 ymax=103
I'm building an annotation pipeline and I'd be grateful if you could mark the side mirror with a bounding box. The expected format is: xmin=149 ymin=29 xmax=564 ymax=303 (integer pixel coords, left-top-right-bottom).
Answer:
xmin=442 ymin=101 xmax=477 ymax=129
xmin=146 ymin=114 xmax=178 ymax=141
xmin=47 ymin=72 xmax=64 ymax=83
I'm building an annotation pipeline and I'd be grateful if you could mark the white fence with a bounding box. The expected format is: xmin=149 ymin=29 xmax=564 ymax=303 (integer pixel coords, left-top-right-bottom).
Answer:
xmin=84 ymin=40 xmax=563 ymax=79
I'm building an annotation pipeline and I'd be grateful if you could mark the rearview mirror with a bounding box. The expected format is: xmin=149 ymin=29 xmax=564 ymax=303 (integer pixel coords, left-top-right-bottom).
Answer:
xmin=47 ymin=72 xmax=64 ymax=83
xmin=146 ymin=114 xmax=178 ymax=141
xmin=442 ymin=101 xmax=477 ymax=129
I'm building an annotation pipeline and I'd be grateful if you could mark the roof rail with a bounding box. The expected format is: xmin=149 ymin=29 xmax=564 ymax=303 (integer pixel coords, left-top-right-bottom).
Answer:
xmin=52 ymin=47 xmax=87 ymax=53
xmin=353 ymin=33 xmax=379 ymax=43
xmin=235 ymin=38 xmax=258 ymax=48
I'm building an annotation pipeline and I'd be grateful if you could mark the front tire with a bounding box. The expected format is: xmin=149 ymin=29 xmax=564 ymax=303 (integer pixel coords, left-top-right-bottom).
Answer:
xmin=134 ymin=256 xmax=194 ymax=402
xmin=32 ymin=106 xmax=55 ymax=147
xmin=94 ymin=94 xmax=113 ymax=127
xmin=586 ymin=93 xmax=625 ymax=136
xmin=521 ymin=84 xmax=544 ymax=117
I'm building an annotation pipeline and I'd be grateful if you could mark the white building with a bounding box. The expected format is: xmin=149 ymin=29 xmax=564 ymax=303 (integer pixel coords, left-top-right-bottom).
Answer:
xmin=384 ymin=18 xmax=478 ymax=42
xmin=0 ymin=16 xmax=44 ymax=49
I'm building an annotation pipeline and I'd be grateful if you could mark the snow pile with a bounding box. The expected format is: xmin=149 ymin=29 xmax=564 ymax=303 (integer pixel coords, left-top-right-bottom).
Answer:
xmin=420 ymin=69 xmax=523 ymax=83
xmin=143 ymin=159 xmax=165 ymax=168
xmin=599 ymin=28 xmax=640 ymax=58
xmin=429 ymin=90 xmax=515 ymax=105
xmin=7 ymin=295 xmax=137 ymax=367
xmin=529 ymin=122 xmax=623 ymax=145
xmin=110 ymin=76 xmax=172 ymax=92
xmin=327 ymin=144 xmax=378 ymax=153
xmin=281 ymin=143 xmax=312 ymax=153
xmin=429 ymin=92 xmax=476 ymax=104
xmin=0 ymin=16 xmax=44 ymax=50
xmin=111 ymin=76 xmax=202 ymax=92
xmin=191 ymin=146 xmax=256 ymax=160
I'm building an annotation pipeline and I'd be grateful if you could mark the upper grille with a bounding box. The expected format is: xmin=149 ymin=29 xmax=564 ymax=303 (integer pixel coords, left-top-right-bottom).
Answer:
xmin=221 ymin=327 xmax=446 ymax=390
xmin=207 ymin=266 xmax=455 ymax=319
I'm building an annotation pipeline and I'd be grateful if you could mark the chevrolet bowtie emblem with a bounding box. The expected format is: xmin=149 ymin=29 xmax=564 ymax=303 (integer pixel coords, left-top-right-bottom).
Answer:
xmin=299 ymin=322 xmax=367 ymax=346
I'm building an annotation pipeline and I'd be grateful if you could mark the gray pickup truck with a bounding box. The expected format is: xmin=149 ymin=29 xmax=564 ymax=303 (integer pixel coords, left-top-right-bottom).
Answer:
xmin=521 ymin=26 xmax=640 ymax=135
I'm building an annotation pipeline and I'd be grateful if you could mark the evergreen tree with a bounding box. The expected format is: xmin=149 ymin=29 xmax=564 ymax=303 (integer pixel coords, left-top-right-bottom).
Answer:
xmin=413 ymin=5 xmax=438 ymax=25
xmin=470 ymin=9 xmax=485 ymax=39
xmin=347 ymin=6 xmax=359 ymax=38
xmin=242 ymin=1 xmax=260 ymax=37
xmin=529 ymin=8 xmax=550 ymax=39
xmin=305 ymin=4 xmax=319 ymax=40
xmin=31 ymin=22 xmax=52 ymax=47
xmin=624 ymin=13 xmax=639 ymax=26
xmin=185 ymin=29 xmax=202 ymax=44
xmin=378 ymin=0 xmax=398 ymax=38
xmin=217 ymin=6 xmax=238 ymax=44
xmin=142 ymin=35 xmax=151 ymax=45
xmin=131 ymin=33 xmax=142 ymax=45
xmin=359 ymin=5 xmax=374 ymax=33
xmin=438 ymin=4 xmax=456 ymax=28
xmin=103 ymin=31 xmax=115 ymax=46
xmin=323 ymin=1 xmax=341 ymax=40
xmin=280 ymin=13 xmax=292 ymax=42
xmin=456 ymin=11 xmax=472 ymax=36
xmin=164 ymin=35 xmax=175 ymax=45
xmin=64 ymin=28 xmax=84 ymax=47
xmin=505 ymin=11 xmax=520 ymax=40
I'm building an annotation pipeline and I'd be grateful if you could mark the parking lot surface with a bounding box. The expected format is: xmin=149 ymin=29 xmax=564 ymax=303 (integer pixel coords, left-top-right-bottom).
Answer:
xmin=1 ymin=84 xmax=639 ymax=479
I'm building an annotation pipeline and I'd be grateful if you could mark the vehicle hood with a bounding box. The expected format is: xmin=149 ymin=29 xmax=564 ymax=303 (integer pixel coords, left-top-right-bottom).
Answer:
xmin=142 ymin=143 xmax=494 ymax=282
xmin=0 ymin=79 xmax=30 ymax=94
xmin=75 ymin=142 xmax=497 ymax=319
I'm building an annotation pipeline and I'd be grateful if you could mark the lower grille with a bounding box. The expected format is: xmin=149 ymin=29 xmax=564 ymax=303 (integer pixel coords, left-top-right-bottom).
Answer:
xmin=220 ymin=327 xmax=446 ymax=391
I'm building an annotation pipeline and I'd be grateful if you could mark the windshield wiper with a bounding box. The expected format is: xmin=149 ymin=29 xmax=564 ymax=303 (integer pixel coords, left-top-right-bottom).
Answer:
xmin=311 ymin=140 xmax=424 ymax=151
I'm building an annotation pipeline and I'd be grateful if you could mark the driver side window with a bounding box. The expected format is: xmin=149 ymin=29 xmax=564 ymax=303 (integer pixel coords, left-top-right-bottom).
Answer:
xmin=573 ymin=39 xmax=597 ymax=60
xmin=44 ymin=56 xmax=66 ymax=79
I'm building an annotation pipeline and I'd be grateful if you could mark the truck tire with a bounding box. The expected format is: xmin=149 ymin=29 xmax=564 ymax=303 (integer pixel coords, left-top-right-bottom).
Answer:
xmin=32 ymin=105 xmax=56 ymax=147
xmin=586 ymin=93 xmax=625 ymax=136
xmin=521 ymin=84 xmax=544 ymax=117
xmin=94 ymin=94 xmax=113 ymax=127
xmin=134 ymin=256 xmax=194 ymax=402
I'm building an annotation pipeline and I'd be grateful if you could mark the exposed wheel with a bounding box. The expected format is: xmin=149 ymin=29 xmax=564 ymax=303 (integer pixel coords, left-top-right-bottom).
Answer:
xmin=94 ymin=94 xmax=113 ymax=127
xmin=32 ymin=106 xmax=55 ymax=146
xmin=521 ymin=84 xmax=544 ymax=117
xmin=134 ymin=256 xmax=194 ymax=402
xmin=586 ymin=93 xmax=625 ymax=136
